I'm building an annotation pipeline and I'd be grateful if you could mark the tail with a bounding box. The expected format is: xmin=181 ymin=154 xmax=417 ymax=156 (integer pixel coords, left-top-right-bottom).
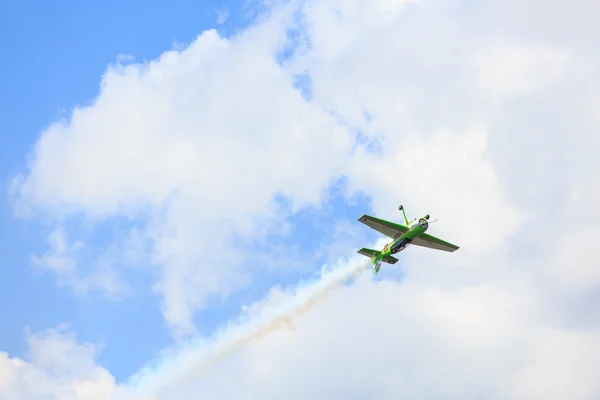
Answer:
xmin=357 ymin=248 xmax=399 ymax=265
xmin=357 ymin=247 xmax=381 ymax=259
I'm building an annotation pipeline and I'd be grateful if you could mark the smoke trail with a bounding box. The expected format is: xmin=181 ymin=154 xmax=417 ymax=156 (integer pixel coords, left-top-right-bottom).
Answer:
xmin=119 ymin=257 xmax=370 ymax=399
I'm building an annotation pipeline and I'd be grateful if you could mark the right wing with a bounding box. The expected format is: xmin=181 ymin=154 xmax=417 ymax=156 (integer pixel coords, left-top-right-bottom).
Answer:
xmin=357 ymin=214 xmax=409 ymax=239
xmin=410 ymin=233 xmax=459 ymax=252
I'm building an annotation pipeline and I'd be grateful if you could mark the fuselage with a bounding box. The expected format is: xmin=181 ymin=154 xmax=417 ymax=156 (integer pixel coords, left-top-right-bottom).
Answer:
xmin=372 ymin=216 xmax=429 ymax=270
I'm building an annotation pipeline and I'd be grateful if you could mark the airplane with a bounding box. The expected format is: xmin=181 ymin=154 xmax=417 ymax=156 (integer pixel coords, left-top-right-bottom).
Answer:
xmin=357 ymin=205 xmax=459 ymax=273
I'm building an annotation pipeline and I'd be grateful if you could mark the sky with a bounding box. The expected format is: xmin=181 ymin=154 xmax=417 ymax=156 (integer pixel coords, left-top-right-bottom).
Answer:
xmin=0 ymin=0 xmax=258 ymax=380
xmin=1 ymin=0 xmax=600 ymax=399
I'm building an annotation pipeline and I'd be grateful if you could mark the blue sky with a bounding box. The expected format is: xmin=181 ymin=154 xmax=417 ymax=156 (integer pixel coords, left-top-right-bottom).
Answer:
xmin=2 ymin=0 xmax=599 ymax=398
xmin=0 ymin=0 xmax=386 ymax=383
xmin=0 ymin=0 xmax=266 ymax=382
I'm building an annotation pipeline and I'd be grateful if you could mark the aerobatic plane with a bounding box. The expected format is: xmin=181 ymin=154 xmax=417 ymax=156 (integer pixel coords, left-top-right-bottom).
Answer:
xmin=357 ymin=205 xmax=459 ymax=273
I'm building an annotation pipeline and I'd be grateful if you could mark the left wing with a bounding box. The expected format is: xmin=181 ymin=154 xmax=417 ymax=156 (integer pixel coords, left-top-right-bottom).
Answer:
xmin=357 ymin=214 xmax=409 ymax=239
xmin=410 ymin=233 xmax=459 ymax=252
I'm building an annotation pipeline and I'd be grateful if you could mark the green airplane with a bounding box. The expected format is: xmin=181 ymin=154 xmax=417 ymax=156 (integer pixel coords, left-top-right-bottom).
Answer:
xmin=357 ymin=205 xmax=459 ymax=273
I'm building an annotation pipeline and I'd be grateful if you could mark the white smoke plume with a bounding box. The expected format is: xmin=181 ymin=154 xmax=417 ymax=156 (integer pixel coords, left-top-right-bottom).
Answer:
xmin=118 ymin=256 xmax=371 ymax=399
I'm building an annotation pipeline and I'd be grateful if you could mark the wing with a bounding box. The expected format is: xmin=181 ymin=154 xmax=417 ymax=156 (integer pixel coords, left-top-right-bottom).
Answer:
xmin=357 ymin=214 xmax=409 ymax=239
xmin=410 ymin=233 xmax=459 ymax=252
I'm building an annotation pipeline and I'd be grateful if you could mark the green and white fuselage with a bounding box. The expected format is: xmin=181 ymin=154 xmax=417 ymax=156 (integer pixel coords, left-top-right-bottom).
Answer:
xmin=357 ymin=205 xmax=459 ymax=273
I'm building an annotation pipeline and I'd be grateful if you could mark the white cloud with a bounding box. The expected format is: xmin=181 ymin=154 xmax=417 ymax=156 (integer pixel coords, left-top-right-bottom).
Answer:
xmin=13 ymin=22 xmax=354 ymax=337
xmin=536 ymin=170 xmax=600 ymax=294
xmin=216 ymin=8 xmax=229 ymax=25
xmin=346 ymin=125 xmax=524 ymax=254
xmin=31 ymin=227 xmax=128 ymax=299
xmin=0 ymin=326 xmax=116 ymax=400
xmin=510 ymin=327 xmax=600 ymax=400
xmin=7 ymin=0 xmax=600 ymax=398
xmin=468 ymin=39 xmax=571 ymax=100
xmin=4 ymin=254 xmax=600 ymax=399
xmin=120 ymin=254 xmax=599 ymax=400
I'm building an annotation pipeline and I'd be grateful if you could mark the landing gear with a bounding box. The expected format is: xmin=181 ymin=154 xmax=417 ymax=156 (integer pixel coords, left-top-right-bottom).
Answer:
xmin=398 ymin=204 xmax=409 ymax=225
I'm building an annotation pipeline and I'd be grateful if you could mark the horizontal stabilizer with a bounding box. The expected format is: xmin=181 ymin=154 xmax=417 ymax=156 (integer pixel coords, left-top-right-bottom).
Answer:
xmin=357 ymin=247 xmax=380 ymax=258
xmin=382 ymin=254 xmax=399 ymax=264
xmin=357 ymin=248 xmax=399 ymax=264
